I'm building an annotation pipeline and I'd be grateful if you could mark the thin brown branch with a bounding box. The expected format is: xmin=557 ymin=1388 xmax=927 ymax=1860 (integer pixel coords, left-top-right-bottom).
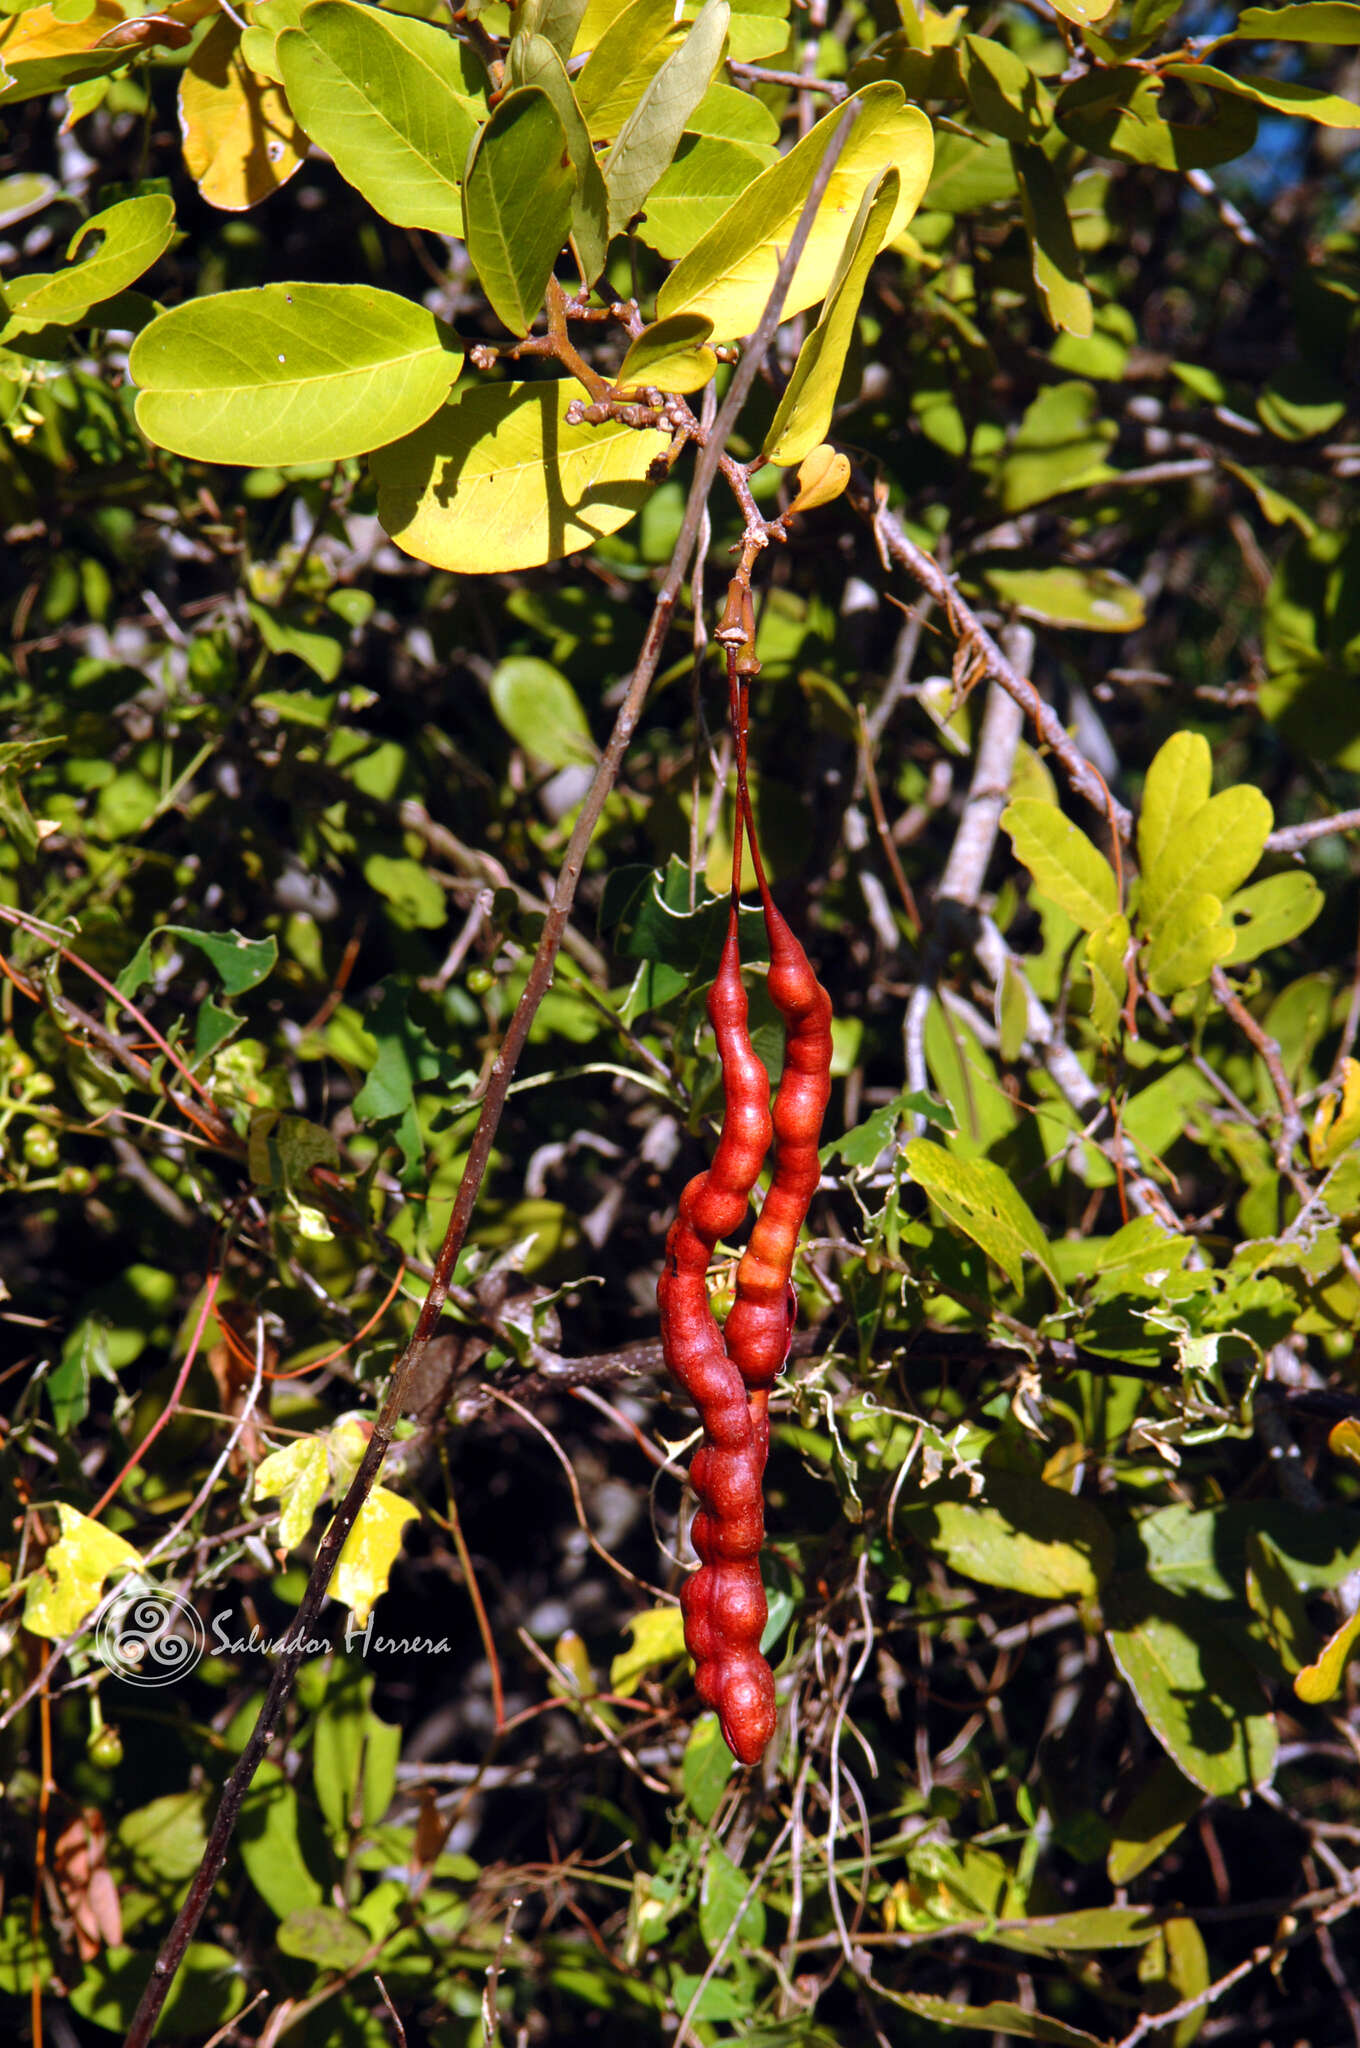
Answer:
xmin=861 ymin=493 xmax=1134 ymax=841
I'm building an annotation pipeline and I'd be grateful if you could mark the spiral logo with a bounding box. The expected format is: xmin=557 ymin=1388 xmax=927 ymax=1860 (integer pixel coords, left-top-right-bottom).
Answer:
xmin=93 ymin=1585 xmax=206 ymax=1687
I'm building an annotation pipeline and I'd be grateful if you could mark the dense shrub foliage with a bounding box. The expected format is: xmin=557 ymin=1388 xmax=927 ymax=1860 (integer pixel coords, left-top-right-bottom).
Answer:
xmin=4 ymin=0 xmax=1360 ymax=2042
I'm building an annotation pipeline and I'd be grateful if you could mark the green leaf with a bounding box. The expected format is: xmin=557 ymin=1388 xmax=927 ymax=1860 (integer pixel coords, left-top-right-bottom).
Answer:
xmin=762 ymin=168 xmax=898 ymax=465
xmin=463 ymin=87 xmax=573 ymax=337
xmin=520 ymin=0 xmax=592 ymax=57
xmin=372 ymin=378 xmax=668 ymax=572
xmin=506 ymin=32 xmax=609 ymax=285
xmin=239 ymin=0 xmax=308 ymax=84
xmin=1245 ymin=1528 xmax=1320 ymax=1676
xmin=900 ymin=1470 xmax=1114 ymax=1600
xmin=1086 ymin=912 xmax=1129 ymax=1045
xmin=490 ymin=656 xmax=597 ymax=768
xmin=699 ymin=1842 xmax=765 ymax=1954
xmin=1104 ymin=1579 xmax=1277 ymax=1795
xmin=1258 ymin=361 xmax=1347 ymax=441
xmin=925 ymin=129 xmax=1017 ymax=213
xmin=1227 ymin=2 xmax=1360 ymax=39
xmin=131 ymin=284 xmax=461 ymax=465
xmin=1012 ymin=144 xmax=1092 ymax=339
xmin=993 ymin=1907 xmax=1159 ymax=1955
xmin=1106 ymin=1755 xmax=1202 ymax=1884
xmin=363 ymin=852 xmax=447 ymax=930
xmin=609 ymin=1604 xmax=688 ymax=1696
xmin=117 ymin=924 xmax=277 ymax=999
xmin=682 ymin=1712 xmax=737 ymax=1821
xmin=687 ymin=77 xmax=779 ymax=148
xmin=69 ymin=1942 xmax=245 ymax=2038
xmin=1168 ymin=58 xmax=1360 ymax=128
xmin=1143 ymin=892 xmax=1235 ymax=996
xmin=0 ymin=195 xmax=175 ymax=337
xmin=615 ymin=310 xmax=717 ymax=391
xmin=238 ymin=1762 xmax=326 ymax=1919
xmin=1058 ymin=67 xmax=1259 ymax=169
xmin=723 ymin=0 xmax=789 ymax=61
xmin=1001 ymin=799 xmax=1119 ymax=934
xmin=877 ymin=1992 xmax=1108 ymax=2046
xmin=1137 ymin=731 xmax=1211 ymax=890
xmin=906 ymin=1137 xmax=1060 ymax=1291
xmin=576 ymin=0 xmax=688 ymax=138
xmin=603 ymin=0 xmax=729 ymax=235
xmin=120 ymin=1790 xmax=211 ymax=1881
xmin=249 ymin=600 xmax=344 ymax=683
xmin=657 ymin=82 xmax=933 ymax=342
xmin=633 ymin=133 xmax=768 ymax=262
xmin=276 ymin=0 xmax=483 ymax=236
xmin=997 ymin=381 xmax=1117 ymax=514
xmin=277 ymin=1906 xmax=372 ymax=1968
xmin=1139 ymin=785 xmax=1273 ymax=935
xmin=962 ymin=33 xmax=1053 ymax=143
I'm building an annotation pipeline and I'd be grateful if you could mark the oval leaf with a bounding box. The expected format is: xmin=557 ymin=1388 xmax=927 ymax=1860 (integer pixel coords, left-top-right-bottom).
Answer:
xmin=131 ymin=283 xmax=461 ymax=464
xmin=371 ymin=378 xmax=669 ymax=572
xmin=1 ymin=194 xmax=174 ymax=333
xmin=463 ymin=86 xmax=573 ymax=336
xmin=603 ymin=0 xmax=729 ymax=234
xmin=179 ymin=17 xmax=305 ymax=212
xmin=657 ymin=82 xmax=933 ymax=341
xmin=763 ymin=169 xmax=898 ymax=464
xmin=277 ymin=0 xmax=482 ymax=234
xmin=1002 ymin=798 xmax=1119 ymax=934
xmin=616 ymin=311 xmax=717 ymax=392
xmin=490 ymin=657 xmax=598 ymax=769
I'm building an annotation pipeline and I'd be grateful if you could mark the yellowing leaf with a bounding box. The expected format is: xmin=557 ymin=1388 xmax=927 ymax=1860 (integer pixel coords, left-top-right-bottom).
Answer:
xmin=906 ymin=1137 xmax=1060 ymax=1291
xmin=1139 ymin=784 xmax=1273 ymax=935
xmin=787 ymin=442 xmax=849 ymax=515
xmin=179 ymin=17 xmax=305 ymax=212
xmin=22 ymin=1505 xmax=140 ymax=1641
xmin=1328 ymin=1417 xmax=1360 ymax=1468
xmin=1310 ymin=1057 xmax=1360 ymax=1167
xmin=1294 ymin=1597 xmax=1360 ymax=1703
xmin=326 ymin=1486 xmax=417 ymax=1625
xmin=609 ymin=1604 xmax=688 ymax=1695
xmin=1137 ymin=732 xmax=1212 ymax=891
xmin=1086 ymin=911 xmax=1129 ymax=1046
xmin=763 ymin=170 xmax=898 ymax=465
xmin=1001 ymin=798 xmax=1119 ymax=933
xmin=657 ymin=83 xmax=932 ymax=341
xmin=1143 ymin=891 xmax=1234 ymax=996
xmin=253 ymin=1437 xmax=330 ymax=1551
xmin=0 ymin=1 xmax=124 ymax=106
xmin=372 ymin=378 xmax=669 ymax=572
xmin=615 ymin=311 xmax=717 ymax=393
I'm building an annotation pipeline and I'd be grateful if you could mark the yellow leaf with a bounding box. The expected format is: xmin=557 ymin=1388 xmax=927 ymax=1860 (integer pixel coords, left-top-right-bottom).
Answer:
xmin=253 ymin=1437 xmax=330 ymax=1552
xmin=1294 ymin=1597 xmax=1360 ymax=1704
xmin=326 ymin=1486 xmax=417 ymax=1625
xmin=1328 ymin=1417 xmax=1360 ymax=1469
xmin=609 ymin=1604 xmax=688 ymax=1697
xmin=786 ymin=443 xmax=849 ymax=516
xmin=22 ymin=1505 xmax=140 ymax=1641
xmin=179 ymin=16 xmax=304 ymax=212
xmin=1309 ymin=1056 xmax=1360 ymax=1168
xmin=0 ymin=0 xmax=122 ymax=66
xmin=373 ymin=379 xmax=668 ymax=573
